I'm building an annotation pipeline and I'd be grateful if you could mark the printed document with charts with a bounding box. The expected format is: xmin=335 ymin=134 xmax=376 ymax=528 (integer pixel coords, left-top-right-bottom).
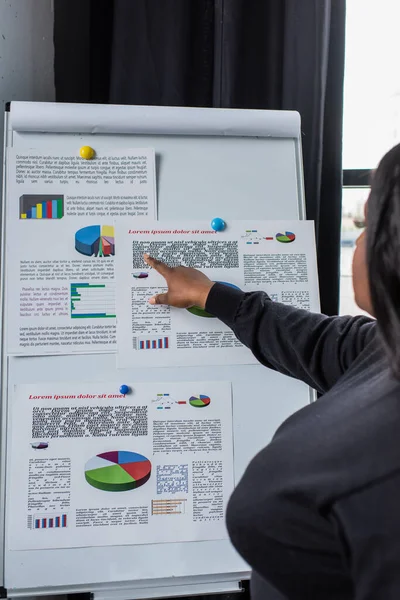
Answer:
xmin=5 ymin=148 xmax=156 ymax=356
xmin=7 ymin=381 xmax=233 ymax=550
xmin=115 ymin=220 xmax=320 ymax=368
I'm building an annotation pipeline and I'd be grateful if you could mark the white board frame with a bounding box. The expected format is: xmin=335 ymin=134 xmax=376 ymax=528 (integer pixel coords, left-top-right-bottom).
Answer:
xmin=0 ymin=102 xmax=313 ymax=599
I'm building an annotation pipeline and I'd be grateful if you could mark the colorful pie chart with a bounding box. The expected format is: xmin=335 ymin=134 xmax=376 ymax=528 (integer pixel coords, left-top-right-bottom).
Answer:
xmin=85 ymin=451 xmax=151 ymax=492
xmin=186 ymin=281 xmax=241 ymax=318
xmin=276 ymin=231 xmax=296 ymax=243
xmin=31 ymin=442 xmax=48 ymax=450
xmin=186 ymin=305 xmax=215 ymax=318
xmin=189 ymin=395 xmax=211 ymax=408
xmin=75 ymin=225 xmax=115 ymax=257
xmin=218 ymin=281 xmax=241 ymax=290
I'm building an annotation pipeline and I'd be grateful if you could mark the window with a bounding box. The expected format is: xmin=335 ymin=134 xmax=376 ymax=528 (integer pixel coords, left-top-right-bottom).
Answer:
xmin=340 ymin=187 xmax=369 ymax=316
xmin=340 ymin=0 xmax=400 ymax=314
xmin=343 ymin=0 xmax=400 ymax=170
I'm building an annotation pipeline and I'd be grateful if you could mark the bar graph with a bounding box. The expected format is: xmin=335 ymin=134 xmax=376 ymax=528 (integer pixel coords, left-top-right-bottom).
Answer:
xmin=19 ymin=195 xmax=64 ymax=219
xmin=151 ymin=499 xmax=186 ymax=515
xmin=138 ymin=335 xmax=169 ymax=350
xmin=70 ymin=282 xmax=116 ymax=319
xmin=32 ymin=513 xmax=67 ymax=529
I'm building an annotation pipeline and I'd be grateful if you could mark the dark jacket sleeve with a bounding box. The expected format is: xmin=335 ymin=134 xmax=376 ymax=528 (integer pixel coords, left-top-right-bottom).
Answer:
xmin=205 ymin=283 xmax=376 ymax=394
xmin=333 ymin=472 xmax=400 ymax=599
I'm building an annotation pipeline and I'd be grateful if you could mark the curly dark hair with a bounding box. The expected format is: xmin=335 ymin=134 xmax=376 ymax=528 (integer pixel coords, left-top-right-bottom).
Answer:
xmin=367 ymin=143 xmax=400 ymax=377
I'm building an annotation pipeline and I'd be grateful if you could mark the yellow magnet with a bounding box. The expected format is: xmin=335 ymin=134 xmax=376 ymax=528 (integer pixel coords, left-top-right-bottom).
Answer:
xmin=79 ymin=145 xmax=95 ymax=160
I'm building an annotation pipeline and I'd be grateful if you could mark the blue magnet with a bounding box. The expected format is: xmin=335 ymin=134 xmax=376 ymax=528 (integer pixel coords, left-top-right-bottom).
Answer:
xmin=119 ymin=384 xmax=130 ymax=395
xmin=211 ymin=217 xmax=226 ymax=232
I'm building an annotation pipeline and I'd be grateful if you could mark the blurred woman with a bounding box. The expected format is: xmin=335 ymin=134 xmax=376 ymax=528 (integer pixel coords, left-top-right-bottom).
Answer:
xmin=144 ymin=143 xmax=400 ymax=599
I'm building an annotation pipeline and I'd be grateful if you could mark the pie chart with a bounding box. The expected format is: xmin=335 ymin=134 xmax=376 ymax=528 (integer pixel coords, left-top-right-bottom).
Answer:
xmin=186 ymin=305 xmax=215 ymax=318
xmin=85 ymin=451 xmax=151 ymax=492
xmin=31 ymin=442 xmax=48 ymax=450
xmin=218 ymin=281 xmax=241 ymax=290
xmin=189 ymin=395 xmax=211 ymax=408
xmin=75 ymin=225 xmax=115 ymax=257
xmin=276 ymin=231 xmax=296 ymax=243
xmin=186 ymin=282 xmax=240 ymax=318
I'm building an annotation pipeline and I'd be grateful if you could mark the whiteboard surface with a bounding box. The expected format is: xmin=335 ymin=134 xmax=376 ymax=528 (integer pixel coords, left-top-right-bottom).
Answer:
xmin=10 ymin=102 xmax=300 ymax=138
xmin=11 ymin=132 xmax=301 ymax=220
xmin=2 ymin=105 xmax=310 ymax=595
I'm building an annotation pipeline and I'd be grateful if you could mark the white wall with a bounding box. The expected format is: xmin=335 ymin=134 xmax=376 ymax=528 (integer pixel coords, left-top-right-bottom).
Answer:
xmin=0 ymin=0 xmax=55 ymax=176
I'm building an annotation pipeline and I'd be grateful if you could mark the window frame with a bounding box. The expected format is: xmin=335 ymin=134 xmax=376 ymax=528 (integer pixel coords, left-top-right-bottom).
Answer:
xmin=343 ymin=169 xmax=371 ymax=188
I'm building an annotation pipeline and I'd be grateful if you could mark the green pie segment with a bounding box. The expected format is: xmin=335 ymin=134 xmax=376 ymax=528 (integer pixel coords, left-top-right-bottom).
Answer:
xmin=85 ymin=464 xmax=137 ymax=491
xmin=186 ymin=282 xmax=240 ymax=318
xmin=186 ymin=305 xmax=215 ymax=318
xmin=276 ymin=231 xmax=296 ymax=243
xmin=189 ymin=394 xmax=211 ymax=408
xmin=85 ymin=451 xmax=152 ymax=492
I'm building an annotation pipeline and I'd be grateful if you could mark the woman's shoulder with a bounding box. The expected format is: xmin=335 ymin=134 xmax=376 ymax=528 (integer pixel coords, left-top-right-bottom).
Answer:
xmin=326 ymin=371 xmax=400 ymax=500
xmin=267 ymin=356 xmax=400 ymax=505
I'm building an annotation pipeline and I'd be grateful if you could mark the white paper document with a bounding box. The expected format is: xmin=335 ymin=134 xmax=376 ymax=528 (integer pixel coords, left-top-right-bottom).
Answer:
xmin=115 ymin=220 xmax=320 ymax=368
xmin=7 ymin=381 xmax=233 ymax=550
xmin=5 ymin=148 xmax=157 ymax=355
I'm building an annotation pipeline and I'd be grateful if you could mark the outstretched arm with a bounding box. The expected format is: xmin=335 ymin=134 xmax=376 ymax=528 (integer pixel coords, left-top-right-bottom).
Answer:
xmin=206 ymin=282 xmax=375 ymax=393
xmin=144 ymin=255 xmax=375 ymax=394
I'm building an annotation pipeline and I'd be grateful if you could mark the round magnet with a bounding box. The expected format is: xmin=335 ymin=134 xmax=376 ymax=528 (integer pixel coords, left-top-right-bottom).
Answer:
xmin=211 ymin=217 xmax=226 ymax=232
xmin=79 ymin=145 xmax=95 ymax=160
xmin=119 ymin=384 xmax=130 ymax=395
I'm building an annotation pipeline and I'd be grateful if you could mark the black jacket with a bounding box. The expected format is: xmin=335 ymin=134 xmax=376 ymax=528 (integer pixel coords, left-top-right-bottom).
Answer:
xmin=206 ymin=283 xmax=400 ymax=600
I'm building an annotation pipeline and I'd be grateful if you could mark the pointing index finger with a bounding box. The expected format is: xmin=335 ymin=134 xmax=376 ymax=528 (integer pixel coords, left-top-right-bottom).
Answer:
xmin=143 ymin=253 xmax=171 ymax=276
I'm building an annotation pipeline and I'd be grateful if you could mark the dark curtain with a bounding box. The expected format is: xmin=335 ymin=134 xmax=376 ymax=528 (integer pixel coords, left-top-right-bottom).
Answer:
xmin=54 ymin=0 xmax=346 ymax=316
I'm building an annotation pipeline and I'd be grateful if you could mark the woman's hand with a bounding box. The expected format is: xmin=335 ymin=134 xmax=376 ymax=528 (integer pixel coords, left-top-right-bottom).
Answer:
xmin=143 ymin=254 xmax=215 ymax=309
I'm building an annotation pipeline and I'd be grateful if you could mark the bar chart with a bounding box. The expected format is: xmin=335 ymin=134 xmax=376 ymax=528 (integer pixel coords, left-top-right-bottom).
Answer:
xmin=70 ymin=283 xmax=116 ymax=319
xmin=137 ymin=335 xmax=169 ymax=350
xmin=19 ymin=195 xmax=64 ymax=219
xmin=151 ymin=499 xmax=186 ymax=515
xmin=32 ymin=513 xmax=67 ymax=529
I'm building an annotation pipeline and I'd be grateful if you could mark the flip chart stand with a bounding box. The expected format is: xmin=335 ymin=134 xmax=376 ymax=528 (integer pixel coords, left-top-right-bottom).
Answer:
xmin=1 ymin=102 xmax=309 ymax=599
xmin=91 ymin=578 xmax=246 ymax=600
